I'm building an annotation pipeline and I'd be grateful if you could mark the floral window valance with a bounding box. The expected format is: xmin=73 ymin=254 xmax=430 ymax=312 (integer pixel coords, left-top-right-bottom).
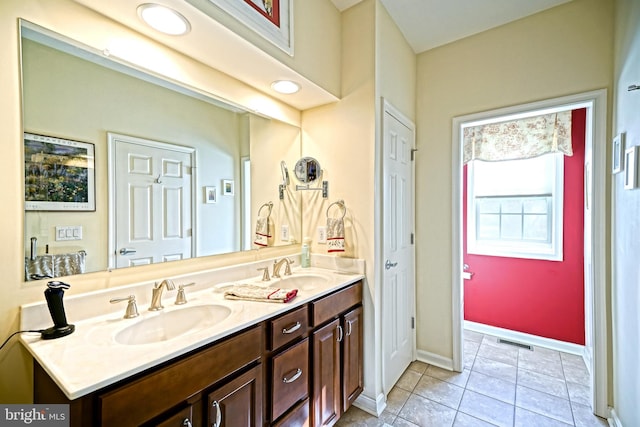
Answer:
xmin=462 ymin=111 xmax=572 ymax=164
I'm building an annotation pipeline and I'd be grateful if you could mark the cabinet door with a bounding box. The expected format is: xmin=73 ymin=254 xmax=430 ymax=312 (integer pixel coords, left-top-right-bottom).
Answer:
xmin=207 ymin=365 xmax=262 ymax=427
xmin=342 ymin=306 xmax=363 ymax=412
xmin=312 ymin=319 xmax=341 ymax=427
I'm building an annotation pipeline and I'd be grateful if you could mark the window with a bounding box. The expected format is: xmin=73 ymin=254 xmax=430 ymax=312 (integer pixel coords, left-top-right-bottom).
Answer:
xmin=467 ymin=153 xmax=564 ymax=261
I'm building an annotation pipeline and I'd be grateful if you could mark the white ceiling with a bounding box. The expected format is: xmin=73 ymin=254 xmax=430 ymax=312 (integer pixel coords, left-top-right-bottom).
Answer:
xmin=333 ymin=0 xmax=573 ymax=53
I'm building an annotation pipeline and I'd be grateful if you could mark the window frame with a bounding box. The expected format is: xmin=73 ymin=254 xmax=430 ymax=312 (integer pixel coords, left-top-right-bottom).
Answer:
xmin=466 ymin=154 xmax=564 ymax=261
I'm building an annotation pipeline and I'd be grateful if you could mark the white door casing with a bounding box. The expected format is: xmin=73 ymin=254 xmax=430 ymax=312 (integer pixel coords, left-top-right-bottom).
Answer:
xmin=108 ymin=133 xmax=195 ymax=269
xmin=451 ymin=89 xmax=608 ymax=417
xmin=382 ymin=100 xmax=416 ymax=395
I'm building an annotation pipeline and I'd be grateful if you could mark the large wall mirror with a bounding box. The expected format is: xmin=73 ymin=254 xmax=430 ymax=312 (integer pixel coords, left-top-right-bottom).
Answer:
xmin=21 ymin=21 xmax=302 ymax=282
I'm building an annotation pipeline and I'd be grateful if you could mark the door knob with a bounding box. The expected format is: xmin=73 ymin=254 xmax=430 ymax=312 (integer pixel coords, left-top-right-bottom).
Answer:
xmin=385 ymin=260 xmax=398 ymax=270
xmin=119 ymin=248 xmax=137 ymax=255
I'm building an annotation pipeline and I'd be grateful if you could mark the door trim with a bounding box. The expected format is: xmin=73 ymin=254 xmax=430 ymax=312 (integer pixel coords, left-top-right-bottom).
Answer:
xmin=451 ymin=89 xmax=608 ymax=417
xmin=107 ymin=132 xmax=197 ymax=270
xmin=381 ymin=98 xmax=417 ymax=395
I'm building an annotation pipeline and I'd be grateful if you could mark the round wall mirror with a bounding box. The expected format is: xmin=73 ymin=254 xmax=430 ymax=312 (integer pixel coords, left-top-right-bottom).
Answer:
xmin=294 ymin=157 xmax=321 ymax=183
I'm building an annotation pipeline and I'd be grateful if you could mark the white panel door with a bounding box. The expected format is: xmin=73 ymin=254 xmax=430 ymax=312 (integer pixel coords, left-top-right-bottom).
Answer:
xmin=382 ymin=102 xmax=415 ymax=394
xmin=111 ymin=134 xmax=193 ymax=268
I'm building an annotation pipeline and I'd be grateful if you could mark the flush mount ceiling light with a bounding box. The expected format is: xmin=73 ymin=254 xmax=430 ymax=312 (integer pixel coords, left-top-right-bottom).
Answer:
xmin=271 ymin=80 xmax=301 ymax=95
xmin=137 ymin=3 xmax=191 ymax=36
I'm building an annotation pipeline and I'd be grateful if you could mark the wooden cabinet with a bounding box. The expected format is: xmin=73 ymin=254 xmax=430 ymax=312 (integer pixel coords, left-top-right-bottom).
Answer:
xmin=33 ymin=280 xmax=363 ymax=427
xmin=310 ymin=283 xmax=364 ymax=426
xmin=206 ymin=365 xmax=262 ymax=427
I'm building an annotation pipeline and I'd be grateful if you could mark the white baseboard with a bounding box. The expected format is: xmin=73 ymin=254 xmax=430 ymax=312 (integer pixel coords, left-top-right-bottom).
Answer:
xmin=416 ymin=349 xmax=454 ymax=371
xmin=608 ymin=408 xmax=623 ymax=427
xmin=464 ymin=321 xmax=585 ymax=356
xmin=353 ymin=392 xmax=386 ymax=416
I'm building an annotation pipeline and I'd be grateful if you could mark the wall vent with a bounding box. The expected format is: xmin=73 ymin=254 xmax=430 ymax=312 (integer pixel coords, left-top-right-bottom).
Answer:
xmin=497 ymin=338 xmax=533 ymax=351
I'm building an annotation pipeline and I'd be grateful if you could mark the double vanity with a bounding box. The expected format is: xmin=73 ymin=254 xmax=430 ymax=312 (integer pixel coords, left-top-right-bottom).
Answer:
xmin=20 ymin=256 xmax=365 ymax=426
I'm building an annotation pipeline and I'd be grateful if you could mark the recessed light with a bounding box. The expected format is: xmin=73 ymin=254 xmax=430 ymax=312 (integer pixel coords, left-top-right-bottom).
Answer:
xmin=137 ymin=4 xmax=191 ymax=36
xmin=271 ymin=80 xmax=301 ymax=94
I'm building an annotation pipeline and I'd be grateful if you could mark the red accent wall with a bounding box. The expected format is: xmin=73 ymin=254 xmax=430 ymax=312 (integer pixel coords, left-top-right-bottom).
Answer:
xmin=463 ymin=109 xmax=586 ymax=345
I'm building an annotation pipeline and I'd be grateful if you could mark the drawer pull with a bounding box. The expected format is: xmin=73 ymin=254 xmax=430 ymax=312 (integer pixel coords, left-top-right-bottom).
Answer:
xmin=346 ymin=320 xmax=353 ymax=336
xmin=282 ymin=321 xmax=301 ymax=334
xmin=282 ymin=368 xmax=303 ymax=384
xmin=211 ymin=400 xmax=222 ymax=427
xmin=183 ymin=419 xmax=192 ymax=427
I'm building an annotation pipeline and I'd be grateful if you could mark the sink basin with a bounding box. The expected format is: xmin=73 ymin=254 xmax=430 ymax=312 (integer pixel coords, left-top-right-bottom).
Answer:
xmin=114 ymin=304 xmax=232 ymax=345
xmin=273 ymin=273 xmax=331 ymax=291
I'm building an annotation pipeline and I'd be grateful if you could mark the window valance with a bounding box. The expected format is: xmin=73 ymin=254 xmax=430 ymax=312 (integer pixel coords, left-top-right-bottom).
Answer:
xmin=462 ymin=111 xmax=572 ymax=164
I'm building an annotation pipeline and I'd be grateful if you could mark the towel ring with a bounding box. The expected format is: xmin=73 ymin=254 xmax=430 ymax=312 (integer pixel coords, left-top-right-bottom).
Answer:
xmin=258 ymin=201 xmax=273 ymax=218
xmin=326 ymin=199 xmax=346 ymax=219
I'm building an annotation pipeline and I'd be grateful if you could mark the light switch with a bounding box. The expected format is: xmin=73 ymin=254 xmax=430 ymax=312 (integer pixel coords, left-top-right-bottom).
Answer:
xmin=55 ymin=226 xmax=83 ymax=241
xmin=317 ymin=226 xmax=327 ymax=244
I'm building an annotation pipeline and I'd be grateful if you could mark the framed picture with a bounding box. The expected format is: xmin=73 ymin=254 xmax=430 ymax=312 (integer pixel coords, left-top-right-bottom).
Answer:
xmin=208 ymin=0 xmax=292 ymax=54
xmin=222 ymin=179 xmax=235 ymax=196
xmin=612 ymin=133 xmax=625 ymax=174
xmin=24 ymin=133 xmax=95 ymax=211
xmin=624 ymin=146 xmax=638 ymax=190
xmin=204 ymin=186 xmax=217 ymax=204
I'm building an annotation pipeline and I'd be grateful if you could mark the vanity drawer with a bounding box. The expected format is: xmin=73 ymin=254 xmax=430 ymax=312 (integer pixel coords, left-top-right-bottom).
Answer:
xmin=269 ymin=305 xmax=308 ymax=350
xmin=271 ymin=338 xmax=309 ymax=421
xmin=311 ymin=281 xmax=362 ymax=327
xmin=272 ymin=397 xmax=310 ymax=427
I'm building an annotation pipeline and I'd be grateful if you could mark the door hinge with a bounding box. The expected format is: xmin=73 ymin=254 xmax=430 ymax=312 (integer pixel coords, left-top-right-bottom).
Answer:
xmin=410 ymin=233 xmax=414 ymax=245
xmin=411 ymin=148 xmax=418 ymax=161
xmin=411 ymin=317 xmax=415 ymax=329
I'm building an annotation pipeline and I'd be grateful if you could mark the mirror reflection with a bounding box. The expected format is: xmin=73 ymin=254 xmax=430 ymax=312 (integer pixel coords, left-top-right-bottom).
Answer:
xmin=21 ymin=23 xmax=301 ymax=281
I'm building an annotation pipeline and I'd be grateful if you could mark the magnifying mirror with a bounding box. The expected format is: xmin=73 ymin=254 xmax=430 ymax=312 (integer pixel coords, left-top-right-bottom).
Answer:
xmin=294 ymin=157 xmax=321 ymax=183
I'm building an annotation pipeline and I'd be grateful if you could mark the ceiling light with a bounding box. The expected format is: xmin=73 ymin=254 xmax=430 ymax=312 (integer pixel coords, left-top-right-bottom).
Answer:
xmin=137 ymin=4 xmax=191 ymax=36
xmin=271 ymin=80 xmax=301 ymax=94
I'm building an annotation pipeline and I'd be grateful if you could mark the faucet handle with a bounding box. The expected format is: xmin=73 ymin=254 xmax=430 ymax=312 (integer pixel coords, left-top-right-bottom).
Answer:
xmin=258 ymin=267 xmax=270 ymax=281
xmin=110 ymin=295 xmax=139 ymax=319
xmin=175 ymin=282 xmax=196 ymax=305
xmin=284 ymin=258 xmax=295 ymax=276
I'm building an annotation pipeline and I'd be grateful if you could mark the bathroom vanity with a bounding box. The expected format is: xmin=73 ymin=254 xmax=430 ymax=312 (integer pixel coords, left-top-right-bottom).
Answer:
xmin=20 ymin=261 xmax=364 ymax=427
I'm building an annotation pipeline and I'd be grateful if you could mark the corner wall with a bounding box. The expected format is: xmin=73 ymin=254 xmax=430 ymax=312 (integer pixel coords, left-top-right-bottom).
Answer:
xmin=611 ymin=0 xmax=640 ymax=424
xmin=415 ymin=0 xmax=613 ymax=365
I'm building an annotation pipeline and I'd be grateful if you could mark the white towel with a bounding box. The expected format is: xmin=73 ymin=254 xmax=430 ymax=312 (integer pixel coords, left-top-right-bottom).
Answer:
xmin=224 ymin=284 xmax=298 ymax=303
xmin=327 ymin=217 xmax=345 ymax=253
xmin=254 ymin=217 xmax=271 ymax=247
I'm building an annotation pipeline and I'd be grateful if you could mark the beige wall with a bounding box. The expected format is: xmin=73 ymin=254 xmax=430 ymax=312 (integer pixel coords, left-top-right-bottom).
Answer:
xmin=415 ymin=0 xmax=613 ymax=361
xmin=0 ymin=0 xmax=330 ymax=403
xmin=611 ymin=0 xmax=640 ymax=424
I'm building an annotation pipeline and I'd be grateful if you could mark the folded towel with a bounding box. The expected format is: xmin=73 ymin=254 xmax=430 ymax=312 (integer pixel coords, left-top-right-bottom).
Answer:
xmin=224 ymin=284 xmax=298 ymax=303
xmin=327 ymin=217 xmax=345 ymax=253
xmin=24 ymin=251 xmax=86 ymax=281
xmin=254 ymin=217 xmax=271 ymax=247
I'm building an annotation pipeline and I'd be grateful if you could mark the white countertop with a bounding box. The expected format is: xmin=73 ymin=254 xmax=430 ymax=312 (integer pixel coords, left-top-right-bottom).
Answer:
xmin=20 ymin=259 xmax=365 ymax=400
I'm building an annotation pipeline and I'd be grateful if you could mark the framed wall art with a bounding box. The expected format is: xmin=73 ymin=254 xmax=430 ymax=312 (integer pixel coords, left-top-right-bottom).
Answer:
xmin=207 ymin=0 xmax=293 ymax=54
xmin=204 ymin=186 xmax=217 ymax=204
xmin=624 ymin=145 xmax=638 ymax=190
xmin=612 ymin=132 xmax=625 ymax=174
xmin=222 ymin=179 xmax=235 ymax=196
xmin=24 ymin=133 xmax=96 ymax=211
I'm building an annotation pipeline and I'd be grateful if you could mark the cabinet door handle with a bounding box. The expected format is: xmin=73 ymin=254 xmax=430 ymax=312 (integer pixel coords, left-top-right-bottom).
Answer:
xmin=282 ymin=368 xmax=302 ymax=383
xmin=346 ymin=320 xmax=353 ymax=336
xmin=282 ymin=321 xmax=301 ymax=334
xmin=211 ymin=400 xmax=222 ymax=427
xmin=337 ymin=325 xmax=343 ymax=342
xmin=183 ymin=418 xmax=192 ymax=427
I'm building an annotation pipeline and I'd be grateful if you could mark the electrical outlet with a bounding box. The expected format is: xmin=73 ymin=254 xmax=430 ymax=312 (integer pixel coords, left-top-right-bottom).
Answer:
xmin=317 ymin=226 xmax=327 ymax=244
xmin=281 ymin=224 xmax=289 ymax=242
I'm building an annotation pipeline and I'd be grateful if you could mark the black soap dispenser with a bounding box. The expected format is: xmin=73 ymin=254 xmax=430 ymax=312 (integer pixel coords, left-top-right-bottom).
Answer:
xmin=41 ymin=281 xmax=75 ymax=340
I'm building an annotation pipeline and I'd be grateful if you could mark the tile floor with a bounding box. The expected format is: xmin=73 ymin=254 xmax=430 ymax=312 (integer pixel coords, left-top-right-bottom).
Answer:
xmin=336 ymin=330 xmax=609 ymax=427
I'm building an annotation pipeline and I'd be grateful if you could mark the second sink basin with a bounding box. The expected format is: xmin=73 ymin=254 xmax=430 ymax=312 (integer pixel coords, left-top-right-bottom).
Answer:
xmin=115 ymin=304 xmax=232 ymax=345
xmin=272 ymin=273 xmax=332 ymax=291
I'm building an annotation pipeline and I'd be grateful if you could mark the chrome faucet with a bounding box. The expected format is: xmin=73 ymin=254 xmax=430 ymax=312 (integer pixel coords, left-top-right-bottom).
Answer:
xmin=149 ymin=279 xmax=176 ymax=311
xmin=272 ymin=258 xmax=294 ymax=278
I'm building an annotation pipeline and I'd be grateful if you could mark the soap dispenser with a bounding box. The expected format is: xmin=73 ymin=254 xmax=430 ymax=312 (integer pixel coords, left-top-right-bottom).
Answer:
xmin=41 ymin=281 xmax=75 ymax=340
xmin=301 ymin=237 xmax=311 ymax=268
